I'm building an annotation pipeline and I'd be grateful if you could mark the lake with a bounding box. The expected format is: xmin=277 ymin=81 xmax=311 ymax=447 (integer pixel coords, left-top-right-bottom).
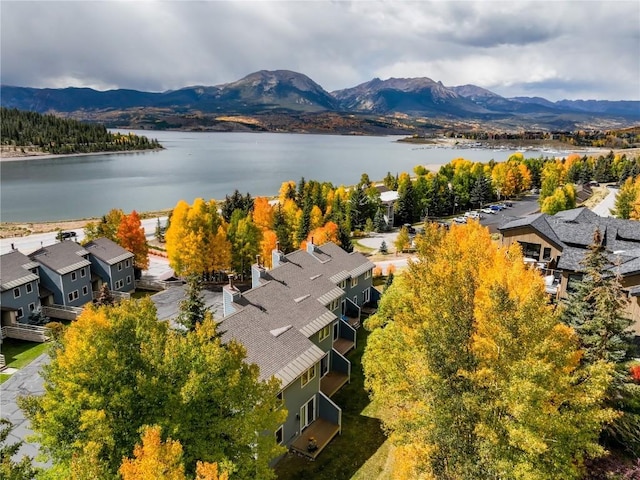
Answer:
xmin=1 ymin=131 xmax=557 ymax=222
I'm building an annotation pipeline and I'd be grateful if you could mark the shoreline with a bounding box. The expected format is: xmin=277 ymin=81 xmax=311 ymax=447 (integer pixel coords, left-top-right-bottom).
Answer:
xmin=0 ymin=148 xmax=163 ymax=163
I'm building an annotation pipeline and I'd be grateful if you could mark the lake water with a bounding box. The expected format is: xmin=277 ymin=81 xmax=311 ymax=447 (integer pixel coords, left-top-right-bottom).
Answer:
xmin=1 ymin=131 xmax=556 ymax=222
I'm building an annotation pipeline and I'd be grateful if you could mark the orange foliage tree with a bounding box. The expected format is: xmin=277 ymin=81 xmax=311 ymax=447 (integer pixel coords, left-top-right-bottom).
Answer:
xmin=116 ymin=210 xmax=149 ymax=270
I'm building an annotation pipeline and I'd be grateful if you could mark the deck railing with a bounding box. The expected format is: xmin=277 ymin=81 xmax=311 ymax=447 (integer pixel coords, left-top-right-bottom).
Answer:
xmin=42 ymin=304 xmax=84 ymax=321
xmin=1 ymin=324 xmax=49 ymax=343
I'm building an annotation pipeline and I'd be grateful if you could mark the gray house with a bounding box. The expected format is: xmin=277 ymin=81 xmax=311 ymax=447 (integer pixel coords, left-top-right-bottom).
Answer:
xmin=221 ymin=240 xmax=374 ymax=458
xmin=85 ymin=237 xmax=135 ymax=294
xmin=0 ymin=250 xmax=42 ymax=326
xmin=29 ymin=241 xmax=93 ymax=308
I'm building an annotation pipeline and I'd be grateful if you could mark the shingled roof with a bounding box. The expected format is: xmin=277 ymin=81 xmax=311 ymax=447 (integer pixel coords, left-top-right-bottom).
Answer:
xmin=85 ymin=237 xmax=134 ymax=265
xmin=220 ymin=241 xmax=372 ymax=384
xmin=0 ymin=250 xmax=40 ymax=292
xmin=500 ymin=207 xmax=640 ymax=276
xmin=29 ymin=241 xmax=91 ymax=275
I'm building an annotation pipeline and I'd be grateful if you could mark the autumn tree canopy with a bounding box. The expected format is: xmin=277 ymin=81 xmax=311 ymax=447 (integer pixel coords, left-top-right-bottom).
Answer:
xmin=116 ymin=210 xmax=149 ymax=269
xmin=20 ymin=299 xmax=286 ymax=479
xmin=363 ymin=222 xmax=615 ymax=480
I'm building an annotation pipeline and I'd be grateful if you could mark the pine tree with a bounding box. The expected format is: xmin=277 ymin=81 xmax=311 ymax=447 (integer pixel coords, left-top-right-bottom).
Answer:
xmin=379 ymin=240 xmax=388 ymax=255
xmin=177 ymin=276 xmax=208 ymax=332
xmin=561 ymin=228 xmax=639 ymax=454
xmin=374 ymin=208 xmax=387 ymax=232
xmin=95 ymin=283 xmax=114 ymax=307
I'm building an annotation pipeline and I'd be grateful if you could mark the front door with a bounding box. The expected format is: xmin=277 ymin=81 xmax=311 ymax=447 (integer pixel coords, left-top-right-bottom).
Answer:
xmin=300 ymin=396 xmax=316 ymax=431
xmin=320 ymin=354 xmax=329 ymax=377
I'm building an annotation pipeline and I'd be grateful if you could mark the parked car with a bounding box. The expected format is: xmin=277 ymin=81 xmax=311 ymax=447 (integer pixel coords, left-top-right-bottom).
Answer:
xmin=481 ymin=207 xmax=495 ymax=214
xmin=453 ymin=216 xmax=468 ymax=224
xmin=503 ymin=201 xmax=513 ymax=207
xmin=464 ymin=211 xmax=481 ymax=219
xmin=58 ymin=230 xmax=77 ymax=240
xmin=403 ymin=223 xmax=416 ymax=234
xmin=489 ymin=205 xmax=503 ymax=212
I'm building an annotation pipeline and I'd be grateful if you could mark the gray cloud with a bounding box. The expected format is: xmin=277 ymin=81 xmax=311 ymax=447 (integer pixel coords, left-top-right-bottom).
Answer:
xmin=1 ymin=0 xmax=638 ymax=101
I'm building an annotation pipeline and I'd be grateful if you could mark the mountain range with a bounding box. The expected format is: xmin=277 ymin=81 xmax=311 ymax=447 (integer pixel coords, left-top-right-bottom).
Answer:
xmin=2 ymin=70 xmax=638 ymax=133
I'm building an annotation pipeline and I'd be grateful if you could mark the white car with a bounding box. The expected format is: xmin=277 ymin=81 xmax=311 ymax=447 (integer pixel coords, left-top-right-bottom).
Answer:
xmin=464 ymin=211 xmax=481 ymax=219
xmin=453 ymin=216 xmax=468 ymax=224
xmin=481 ymin=208 xmax=494 ymax=214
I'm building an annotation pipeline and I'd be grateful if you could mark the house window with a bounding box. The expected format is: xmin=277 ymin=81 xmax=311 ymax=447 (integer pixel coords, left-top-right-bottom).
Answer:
xmin=71 ymin=271 xmax=77 ymax=282
xmin=115 ymin=279 xmax=124 ymax=289
xmin=319 ymin=325 xmax=331 ymax=341
xmin=333 ymin=321 xmax=339 ymax=341
xmin=126 ymin=275 xmax=132 ymax=285
xmin=29 ymin=302 xmax=36 ymax=312
xmin=338 ymin=280 xmax=346 ymax=289
xmin=275 ymin=426 xmax=283 ymax=445
xmin=275 ymin=391 xmax=284 ymax=409
xmin=364 ymin=269 xmax=371 ymax=279
xmin=82 ymin=286 xmax=89 ymax=296
xmin=518 ymin=241 xmax=541 ymax=261
xmin=80 ymin=267 xmax=86 ymax=278
xmin=542 ymin=247 xmax=552 ymax=261
xmin=13 ymin=287 xmax=20 ymax=299
xmin=327 ymin=298 xmax=340 ymax=311
xmin=353 ymin=295 xmax=358 ymax=306
xmin=125 ymin=259 xmax=130 ymax=268
xmin=26 ymin=283 xmax=33 ymax=294
xmin=351 ymin=276 xmax=358 ymax=288
xmin=301 ymin=365 xmax=316 ymax=387
xmin=118 ymin=262 xmax=123 ymax=271
xmin=17 ymin=307 xmax=24 ymax=319
xmin=363 ymin=288 xmax=370 ymax=304
xmin=68 ymin=290 xmax=79 ymax=302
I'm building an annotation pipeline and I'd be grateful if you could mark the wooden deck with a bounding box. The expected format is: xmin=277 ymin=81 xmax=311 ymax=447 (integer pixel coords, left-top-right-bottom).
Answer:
xmin=290 ymin=418 xmax=340 ymax=459
xmin=333 ymin=338 xmax=355 ymax=356
xmin=320 ymin=371 xmax=349 ymax=397
xmin=344 ymin=315 xmax=360 ymax=329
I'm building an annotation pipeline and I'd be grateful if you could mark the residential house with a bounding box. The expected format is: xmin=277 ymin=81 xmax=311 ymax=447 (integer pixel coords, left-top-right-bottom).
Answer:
xmin=221 ymin=240 xmax=375 ymax=458
xmin=499 ymin=207 xmax=640 ymax=333
xmin=29 ymin=240 xmax=93 ymax=308
xmin=85 ymin=237 xmax=135 ymax=294
xmin=1 ymin=250 xmax=42 ymax=326
xmin=378 ymin=187 xmax=399 ymax=227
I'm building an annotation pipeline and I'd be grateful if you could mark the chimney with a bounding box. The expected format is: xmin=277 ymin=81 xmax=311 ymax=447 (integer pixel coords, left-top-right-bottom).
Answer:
xmin=222 ymin=276 xmax=242 ymax=317
xmin=251 ymin=255 xmax=268 ymax=289
xmin=306 ymin=236 xmax=316 ymax=254
xmin=272 ymin=241 xmax=286 ymax=268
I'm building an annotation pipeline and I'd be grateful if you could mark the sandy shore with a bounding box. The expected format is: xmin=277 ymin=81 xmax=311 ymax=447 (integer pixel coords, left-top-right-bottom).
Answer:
xmin=0 ymin=148 xmax=162 ymax=162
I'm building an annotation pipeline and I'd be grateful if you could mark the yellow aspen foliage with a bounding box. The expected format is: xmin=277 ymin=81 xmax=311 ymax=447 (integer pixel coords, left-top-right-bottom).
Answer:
xmin=278 ymin=181 xmax=297 ymax=204
xmin=363 ymin=222 xmax=614 ymax=480
xmin=120 ymin=425 xmax=186 ymax=480
xmin=195 ymin=461 xmax=230 ymax=480
xmin=309 ymin=205 xmax=324 ymax=230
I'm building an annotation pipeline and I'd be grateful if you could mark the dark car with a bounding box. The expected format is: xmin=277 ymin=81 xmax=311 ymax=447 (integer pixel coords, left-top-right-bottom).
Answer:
xmin=58 ymin=231 xmax=77 ymax=240
xmin=403 ymin=223 xmax=416 ymax=234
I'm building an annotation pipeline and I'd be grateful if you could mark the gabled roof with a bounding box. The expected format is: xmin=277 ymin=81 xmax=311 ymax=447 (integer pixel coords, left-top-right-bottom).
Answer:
xmin=29 ymin=241 xmax=91 ymax=275
xmin=0 ymin=250 xmax=40 ymax=292
xmin=84 ymin=237 xmax=134 ymax=265
xmin=500 ymin=207 xmax=640 ymax=277
xmin=220 ymin=241 xmax=372 ymax=385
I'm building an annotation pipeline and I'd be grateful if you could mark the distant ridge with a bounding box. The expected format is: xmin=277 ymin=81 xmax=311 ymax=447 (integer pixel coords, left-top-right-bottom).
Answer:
xmin=2 ymin=69 xmax=639 ymax=131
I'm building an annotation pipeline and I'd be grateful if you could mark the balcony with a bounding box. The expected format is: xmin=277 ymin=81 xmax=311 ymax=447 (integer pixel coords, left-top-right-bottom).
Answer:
xmin=290 ymin=418 xmax=341 ymax=459
xmin=1 ymin=324 xmax=49 ymax=343
xmin=42 ymin=304 xmax=83 ymax=321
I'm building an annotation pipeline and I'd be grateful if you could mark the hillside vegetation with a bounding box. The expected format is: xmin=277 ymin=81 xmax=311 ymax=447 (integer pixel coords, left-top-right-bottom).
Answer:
xmin=0 ymin=107 xmax=162 ymax=156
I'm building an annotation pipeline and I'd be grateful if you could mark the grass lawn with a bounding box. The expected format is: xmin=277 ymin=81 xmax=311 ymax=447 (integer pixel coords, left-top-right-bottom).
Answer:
xmin=275 ymin=324 xmax=388 ymax=480
xmin=131 ymin=289 xmax=155 ymax=299
xmin=1 ymin=338 xmax=51 ymax=370
xmin=0 ymin=373 xmax=12 ymax=384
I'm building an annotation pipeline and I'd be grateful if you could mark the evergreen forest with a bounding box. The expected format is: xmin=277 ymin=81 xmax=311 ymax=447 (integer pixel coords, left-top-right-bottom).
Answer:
xmin=0 ymin=107 xmax=162 ymax=155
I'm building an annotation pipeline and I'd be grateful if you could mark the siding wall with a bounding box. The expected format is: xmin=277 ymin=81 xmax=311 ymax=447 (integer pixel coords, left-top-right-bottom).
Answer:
xmin=501 ymin=229 xmax=563 ymax=263
xmin=0 ymin=280 xmax=40 ymax=324
xmin=280 ymin=362 xmax=321 ymax=446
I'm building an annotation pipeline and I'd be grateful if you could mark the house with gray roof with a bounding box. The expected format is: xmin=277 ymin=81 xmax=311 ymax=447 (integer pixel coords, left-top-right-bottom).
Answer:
xmin=85 ymin=237 xmax=135 ymax=294
xmin=1 ymin=250 xmax=42 ymax=327
xmin=220 ymin=240 xmax=375 ymax=458
xmin=499 ymin=207 xmax=640 ymax=332
xmin=29 ymin=240 xmax=93 ymax=308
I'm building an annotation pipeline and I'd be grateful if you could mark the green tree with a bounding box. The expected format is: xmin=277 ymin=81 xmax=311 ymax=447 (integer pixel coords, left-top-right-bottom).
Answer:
xmin=84 ymin=209 xmax=125 ymax=243
xmin=540 ymin=184 xmax=576 ymax=215
xmin=227 ymin=211 xmax=262 ymax=279
xmin=19 ymin=299 xmax=286 ymax=478
xmin=363 ymin=222 xmax=614 ymax=480
xmin=0 ymin=419 xmax=40 ymax=480
xmin=177 ymin=276 xmax=208 ymax=332
xmin=374 ymin=208 xmax=387 ymax=233
xmin=379 ymin=240 xmax=388 ymax=255
xmin=561 ymin=229 xmax=639 ymax=455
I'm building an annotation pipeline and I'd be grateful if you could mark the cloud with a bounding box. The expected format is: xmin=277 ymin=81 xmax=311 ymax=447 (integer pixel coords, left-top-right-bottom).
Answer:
xmin=1 ymin=0 xmax=638 ymax=101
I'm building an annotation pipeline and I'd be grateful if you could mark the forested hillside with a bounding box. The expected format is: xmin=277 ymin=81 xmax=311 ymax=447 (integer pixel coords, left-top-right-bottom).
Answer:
xmin=0 ymin=107 xmax=161 ymax=155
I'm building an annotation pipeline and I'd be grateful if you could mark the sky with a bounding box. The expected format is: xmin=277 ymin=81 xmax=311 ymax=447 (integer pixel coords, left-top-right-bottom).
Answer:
xmin=1 ymin=1 xmax=639 ymax=101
